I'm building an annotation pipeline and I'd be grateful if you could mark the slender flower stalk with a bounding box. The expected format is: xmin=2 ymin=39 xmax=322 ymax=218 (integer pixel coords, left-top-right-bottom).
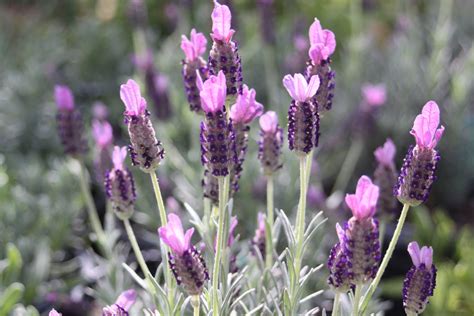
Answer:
xmin=360 ymin=101 xmax=444 ymax=313
xmin=332 ymin=292 xmax=341 ymax=316
xmin=258 ymin=111 xmax=283 ymax=269
xmin=102 ymin=289 xmax=137 ymax=316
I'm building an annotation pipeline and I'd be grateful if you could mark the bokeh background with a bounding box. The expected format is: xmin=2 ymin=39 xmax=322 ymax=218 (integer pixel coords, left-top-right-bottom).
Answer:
xmin=1 ymin=0 xmax=473 ymax=315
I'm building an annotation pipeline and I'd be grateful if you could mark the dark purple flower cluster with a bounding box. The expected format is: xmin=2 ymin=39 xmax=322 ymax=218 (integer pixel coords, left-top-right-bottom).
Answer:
xmin=258 ymin=111 xmax=283 ymax=175
xmin=287 ymin=99 xmax=320 ymax=154
xmin=182 ymin=60 xmax=209 ymax=113
xmin=306 ymin=59 xmax=335 ymax=114
xmin=169 ymin=246 xmax=209 ymax=296
xmin=56 ymin=108 xmax=88 ymax=157
xmin=209 ymin=43 xmax=243 ymax=97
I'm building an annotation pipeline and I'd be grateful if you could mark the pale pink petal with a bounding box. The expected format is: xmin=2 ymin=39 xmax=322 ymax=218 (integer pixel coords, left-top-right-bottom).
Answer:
xmin=120 ymin=79 xmax=147 ymax=115
xmin=420 ymin=246 xmax=433 ymax=268
xmin=407 ymin=242 xmax=421 ymax=267
xmin=211 ymin=2 xmax=234 ymax=43
xmin=180 ymin=34 xmax=194 ymax=60
xmin=199 ymin=71 xmax=226 ymax=113
xmin=282 ymin=74 xmax=297 ymax=100
xmin=335 ymin=223 xmax=345 ymax=243
xmin=362 ymin=84 xmax=386 ymax=107
xmin=112 ymin=146 xmax=127 ymax=170
xmin=195 ymin=70 xmax=204 ymax=91
xmin=228 ymin=216 xmax=238 ymax=246
xmin=410 ymin=115 xmax=426 ymax=147
xmin=259 ymin=111 xmax=278 ymax=134
xmin=345 ymin=194 xmax=360 ymax=218
xmin=306 ymin=75 xmax=320 ymax=100
xmin=115 ymin=289 xmax=136 ymax=311
xmin=308 ymin=44 xmax=324 ymax=64
xmin=322 ymin=29 xmax=336 ymax=56
xmin=183 ymin=228 xmax=195 ymax=250
xmin=159 ymin=213 xmax=188 ymax=254
xmin=308 ymin=18 xmax=323 ymax=46
xmin=92 ymin=120 xmax=113 ymax=148
xmin=49 ymin=309 xmax=62 ymax=316
xmin=293 ymin=73 xmax=308 ymax=102
xmin=355 ymin=176 xmax=373 ymax=201
xmin=374 ymin=139 xmax=396 ymax=166
xmin=359 ymin=181 xmax=379 ymax=218
xmin=257 ymin=212 xmax=266 ymax=231
xmin=421 ymin=100 xmax=440 ymax=139
xmin=54 ymin=85 xmax=74 ymax=110
xmin=191 ymin=29 xmax=208 ymax=57
xmin=432 ymin=126 xmax=445 ymax=148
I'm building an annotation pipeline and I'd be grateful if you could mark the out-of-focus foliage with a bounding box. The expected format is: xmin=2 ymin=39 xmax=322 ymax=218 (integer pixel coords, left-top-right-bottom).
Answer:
xmin=0 ymin=0 xmax=473 ymax=314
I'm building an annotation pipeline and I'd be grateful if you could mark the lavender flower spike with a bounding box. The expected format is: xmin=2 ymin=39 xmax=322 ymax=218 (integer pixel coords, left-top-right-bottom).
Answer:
xmin=229 ymin=84 xmax=263 ymax=193
xmin=54 ymin=85 xmax=87 ymax=157
xmin=159 ymin=214 xmax=209 ymax=296
xmin=181 ymin=29 xmax=209 ymax=113
xmin=120 ymin=79 xmax=165 ymax=172
xmin=209 ymin=1 xmax=243 ymax=99
xmin=102 ymin=289 xmax=137 ymax=316
xmin=49 ymin=309 xmax=62 ymax=316
xmin=328 ymin=176 xmax=381 ymax=288
xmin=396 ymin=101 xmax=444 ymax=206
xmin=403 ymin=242 xmax=437 ymax=315
xmin=305 ymin=18 xmax=336 ymax=114
xmin=92 ymin=119 xmax=113 ymax=182
xmin=374 ymin=139 xmax=399 ymax=218
xmin=258 ymin=111 xmax=283 ymax=175
xmin=283 ymin=73 xmax=320 ymax=154
xmin=104 ymin=146 xmax=136 ymax=220
xmin=198 ymin=71 xmax=237 ymax=177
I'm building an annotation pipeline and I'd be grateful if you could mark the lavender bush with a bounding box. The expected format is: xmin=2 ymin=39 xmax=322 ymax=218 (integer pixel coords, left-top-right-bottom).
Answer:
xmin=1 ymin=1 xmax=473 ymax=315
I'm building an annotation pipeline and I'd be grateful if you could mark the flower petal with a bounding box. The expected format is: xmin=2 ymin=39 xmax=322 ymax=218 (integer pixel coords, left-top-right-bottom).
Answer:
xmin=306 ymin=75 xmax=320 ymax=100
xmin=407 ymin=241 xmax=421 ymax=267
xmin=115 ymin=289 xmax=136 ymax=311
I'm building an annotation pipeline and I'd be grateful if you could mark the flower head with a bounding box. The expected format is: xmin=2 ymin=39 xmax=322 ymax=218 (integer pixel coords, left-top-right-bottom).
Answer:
xmin=102 ymin=289 xmax=136 ymax=316
xmin=410 ymin=100 xmax=445 ymax=150
xmin=230 ymin=85 xmax=263 ymax=124
xmin=120 ymin=79 xmax=147 ymax=116
xmin=181 ymin=29 xmax=207 ymax=61
xmin=197 ymin=70 xmax=227 ymax=113
xmin=92 ymin=120 xmax=113 ymax=149
xmin=158 ymin=213 xmax=195 ymax=255
xmin=407 ymin=241 xmax=433 ymax=269
xmin=49 ymin=309 xmax=61 ymax=316
xmin=54 ymin=85 xmax=74 ymax=110
xmin=374 ymin=138 xmax=396 ymax=167
xmin=362 ymin=83 xmax=386 ymax=108
xmin=345 ymin=176 xmax=379 ymax=220
xmin=259 ymin=111 xmax=278 ymax=134
xmin=211 ymin=2 xmax=235 ymax=43
xmin=283 ymin=73 xmax=320 ymax=103
xmin=308 ymin=18 xmax=336 ymax=64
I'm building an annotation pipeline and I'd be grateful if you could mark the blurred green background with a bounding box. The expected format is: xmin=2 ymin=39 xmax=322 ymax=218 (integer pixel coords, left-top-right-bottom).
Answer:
xmin=0 ymin=0 xmax=473 ymax=315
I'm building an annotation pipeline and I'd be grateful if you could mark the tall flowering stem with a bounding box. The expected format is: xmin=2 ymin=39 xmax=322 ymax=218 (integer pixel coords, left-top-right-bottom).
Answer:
xmin=265 ymin=175 xmax=274 ymax=268
xmin=360 ymin=101 xmax=444 ymax=313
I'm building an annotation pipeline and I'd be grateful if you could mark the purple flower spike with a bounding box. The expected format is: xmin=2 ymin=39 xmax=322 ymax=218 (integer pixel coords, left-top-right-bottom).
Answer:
xmin=49 ymin=309 xmax=62 ymax=316
xmin=362 ymin=83 xmax=386 ymax=109
xmin=258 ymin=111 xmax=283 ymax=175
xmin=345 ymin=176 xmax=379 ymax=220
xmin=158 ymin=214 xmax=209 ymax=296
xmin=328 ymin=176 xmax=381 ymax=288
xmin=397 ymin=101 xmax=443 ymax=206
xmin=403 ymin=242 xmax=437 ymax=315
xmin=305 ymin=18 xmax=336 ymax=114
xmin=102 ymin=289 xmax=136 ymax=316
xmin=374 ymin=139 xmax=399 ymax=218
xmin=228 ymin=84 xmax=263 ymax=193
xmin=208 ymin=1 xmax=242 ymax=98
xmin=120 ymin=79 xmax=165 ymax=172
xmin=199 ymin=71 xmax=237 ymax=178
xmin=308 ymin=18 xmax=336 ymax=65
xmin=54 ymin=85 xmax=87 ymax=157
xmin=181 ymin=29 xmax=209 ymax=113
xmin=104 ymin=146 xmax=136 ymax=220
xmin=284 ymin=74 xmax=320 ymax=155
xmin=251 ymin=212 xmax=266 ymax=258
xmin=92 ymin=119 xmax=114 ymax=182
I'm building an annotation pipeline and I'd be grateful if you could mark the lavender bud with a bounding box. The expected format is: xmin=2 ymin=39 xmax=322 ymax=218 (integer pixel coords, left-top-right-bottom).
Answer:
xmin=182 ymin=59 xmax=209 ymax=113
xmin=105 ymin=147 xmax=136 ymax=220
xmin=306 ymin=59 xmax=336 ymax=114
xmin=327 ymin=242 xmax=353 ymax=292
xmin=258 ymin=111 xmax=283 ymax=175
xmin=288 ymin=100 xmax=320 ymax=154
xmin=374 ymin=139 xmax=399 ymax=218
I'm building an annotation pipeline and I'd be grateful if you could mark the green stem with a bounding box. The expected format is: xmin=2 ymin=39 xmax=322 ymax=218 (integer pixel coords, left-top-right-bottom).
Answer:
xmin=353 ymin=285 xmax=362 ymax=316
xmin=332 ymin=292 xmax=341 ymax=316
xmin=265 ymin=175 xmax=274 ymax=269
xmin=77 ymin=160 xmax=109 ymax=256
xmin=123 ymin=218 xmax=151 ymax=279
xmin=149 ymin=172 xmax=175 ymax=302
xmin=192 ymin=295 xmax=200 ymax=316
xmin=294 ymin=154 xmax=310 ymax=276
xmin=332 ymin=138 xmax=364 ymax=194
xmin=212 ymin=175 xmax=229 ymax=315
xmin=359 ymin=203 xmax=411 ymax=313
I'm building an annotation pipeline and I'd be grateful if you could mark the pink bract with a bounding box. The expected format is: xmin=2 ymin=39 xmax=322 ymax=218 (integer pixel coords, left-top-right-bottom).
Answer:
xmin=54 ymin=85 xmax=74 ymax=110
xmin=410 ymin=100 xmax=445 ymax=150
xmin=345 ymin=175 xmax=379 ymax=220
xmin=112 ymin=146 xmax=127 ymax=170
xmin=407 ymin=241 xmax=433 ymax=269
xmin=282 ymin=73 xmax=320 ymax=103
xmin=362 ymin=83 xmax=386 ymax=108
xmin=308 ymin=18 xmax=336 ymax=64
xmin=259 ymin=111 xmax=279 ymax=134
xmin=198 ymin=71 xmax=227 ymax=113
xmin=229 ymin=84 xmax=263 ymax=124
xmin=374 ymin=138 xmax=396 ymax=166
xmin=158 ymin=213 xmax=195 ymax=255
xmin=211 ymin=2 xmax=235 ymax=43
xmin=181 ymin=29 xmax=207 ymax=61
xmin=92 ymin=119 xmax=113 ymax=149
xmin=120 ymin=79 xmax=147 ymax=116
